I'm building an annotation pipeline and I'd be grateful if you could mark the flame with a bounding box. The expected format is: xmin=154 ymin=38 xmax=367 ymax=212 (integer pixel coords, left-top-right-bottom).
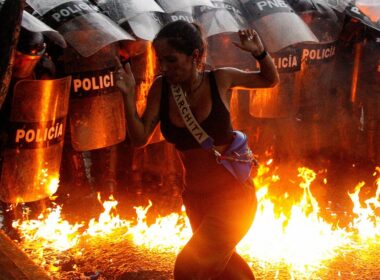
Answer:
xmin=136 ymin=42 xmax=155 ymax=116
xmin=238 ymin=166 xmax=352 ymax=277
xmin=128 ymin=202 xmax=191 ymax=252
xmin=12 ymin=165 xmax=380 ymax=277
xmin=348 ymin=167 xmax=380 ymax=238
xmin=40 ymin=168 xmax=59 ymax=196
xmin=12 ymin=205 xmax=83 ymax=252
xmin=134 ymin=41 xmax=164 ymax=144
xmin=85 ymin=193 xmax=131 ymax=236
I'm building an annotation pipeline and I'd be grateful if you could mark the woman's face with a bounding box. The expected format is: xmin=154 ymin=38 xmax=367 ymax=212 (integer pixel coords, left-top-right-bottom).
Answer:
xmin=153 ymin=38 xmax=194 ymax=84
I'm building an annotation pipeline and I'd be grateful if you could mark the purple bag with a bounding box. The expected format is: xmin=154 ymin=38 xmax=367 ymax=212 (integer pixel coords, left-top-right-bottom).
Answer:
xmin=214 ymin=131 xmax=258 ymax=183
xmin=169 ymin=84 xmax=257 ymax=183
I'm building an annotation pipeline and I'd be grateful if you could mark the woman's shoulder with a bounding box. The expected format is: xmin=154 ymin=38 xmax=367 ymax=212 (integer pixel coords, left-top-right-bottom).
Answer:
xmin=149 ymin=75 xmax=164 ymax=93
xmin=211 ymin=67 xmax=237 ymax=89
xmin=147 ymin=75 xmax=168 ymax=103
xmin=152 ymin=75 xmax=164 ymax=85
xmin=212 ymin=67 xmax=240 ymax=76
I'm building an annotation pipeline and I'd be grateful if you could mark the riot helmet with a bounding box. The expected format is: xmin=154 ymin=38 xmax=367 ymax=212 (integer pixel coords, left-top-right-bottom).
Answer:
xmin=12 ymin=27 xmax=46 ymax=79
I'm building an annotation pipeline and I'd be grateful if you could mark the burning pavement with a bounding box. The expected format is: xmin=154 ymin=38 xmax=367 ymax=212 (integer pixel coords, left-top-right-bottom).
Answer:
xmin=3 ymin=162 xmax=379 ymax=280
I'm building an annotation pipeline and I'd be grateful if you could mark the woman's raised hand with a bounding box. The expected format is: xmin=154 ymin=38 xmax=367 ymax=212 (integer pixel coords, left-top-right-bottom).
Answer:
xmin=233 ymin=29 xmax=265 ymax=57
xmin=114 ymin=56 xmax=136 ymax=96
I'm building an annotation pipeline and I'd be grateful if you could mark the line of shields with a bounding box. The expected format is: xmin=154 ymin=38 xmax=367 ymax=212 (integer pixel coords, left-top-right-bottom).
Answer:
xmin=0 ymin=0 xmax=379 ymax=204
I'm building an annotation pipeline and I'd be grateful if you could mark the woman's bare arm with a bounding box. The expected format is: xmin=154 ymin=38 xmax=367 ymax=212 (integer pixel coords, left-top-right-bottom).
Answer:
xmin=115 ymin=58 xmax=162 ymax=147
xmin=215 ymin=29 xmax=279 ymax=92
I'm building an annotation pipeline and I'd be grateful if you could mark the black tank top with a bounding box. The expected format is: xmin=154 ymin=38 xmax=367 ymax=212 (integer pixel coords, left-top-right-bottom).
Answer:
xmin=160 ymin=71 xmax=234 ymax=151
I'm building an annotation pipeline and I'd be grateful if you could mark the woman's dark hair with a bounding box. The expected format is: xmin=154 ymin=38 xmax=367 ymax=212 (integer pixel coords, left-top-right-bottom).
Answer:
xmin=153 ymin=20 xmax=206 ymax=65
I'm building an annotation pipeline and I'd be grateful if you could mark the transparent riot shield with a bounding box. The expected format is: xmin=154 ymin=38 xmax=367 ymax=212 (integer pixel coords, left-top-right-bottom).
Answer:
xmin=26 ymin=0 xmax=134 ymax=57
xmin=239 ymin=0 xmax=318 ymax=52
xmin=355 ymin=0 xmax=380 ymax=23
xmin=126 ymin=12 xmax=164 ymax=40
xmin=94 ymin=0 xmax=164 ymax=41
xmin=250 ymin=47 xmax=303 ymax=118
xmin=195 ymin=0 xmax=248 ymax=37
xmin=206 ymin=31 xmax=255 ymax=69
xmin=0 ymin=76 xmax=71 ymax=203
xmin=293 ymin=2 xmax=345 ymax=157
xmin=64 ymin=44 xmax=126 ymax=151
xmin=325 ymin=0 xmax=380 ymax=30
xmin=354 ymin=30 xmax=380 ymax=162
xmin=96 ymin=0 xmax=163 ymax=19
xmin=157 ymin=0 xmax=214 ymax=23
xmin=22 ymin=10 xmax=66 ymax=48
xmin=290 ymin=0 xmax=345 ymax=42
xmin=163 ymin=8 xmax=195 ymax=24
xmin=197 ymin=0 xmax=251 ymax=69
xmin=248 ymin=47 xmax=304 ymax=161
xmin=347 ymin=0 xmax=380 ymax=31
xmin=157 ymin=0 xmax=214 ymax=13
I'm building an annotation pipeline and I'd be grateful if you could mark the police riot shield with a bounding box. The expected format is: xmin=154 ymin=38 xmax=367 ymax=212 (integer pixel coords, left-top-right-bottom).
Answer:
xmin=248 ymin=47 xmax=304 ymax=160
xmin=64 ymin=44 xmax=126 ymax=151
xmin=290 ymin=0 xmax=345 ymax=41
xmin=126 ymin=12 xmax=165 ymax=41
xmin=0 ymin=77 xmax=71 ymax=203
xmin=329 ymin=0 xmax=380 ymax=161
xmin=296 ymin=40 xmax=341 ymax=157
xmin=22 ymin=10 xmax=66 ymax=48
xmin=157 ymin=0 xmax=214 ymax=24
xmin=195 ymin=0 xmax=248 ymax=37
xmin=26 ymin=0 xmax=134 ymax=57
xmin=345 ymin=0 xmax=380 ymax=31
xmin=355 ymin=0 xmax=380 ymax=22
xmin=250 ymin=46 xmax=303 ymax=118
xmin=354 ymin=30 xmax=380 ymax=162
xmin=323 ymin=0 xmax=380 ymax=30
xmin=292 ymin=1 xmax=345 ymax=157
xmin=196 ymin=0 xmax=252 ymax=69
xmin=239 ymin=0 xmax=318 ymax=52
xmin=157 ymin=0 xmax=214 ymax=13
xmin=94 ymin=0 xmax=164 ymax=41
xmin=207 ymin=32 xmax=255 ymax=69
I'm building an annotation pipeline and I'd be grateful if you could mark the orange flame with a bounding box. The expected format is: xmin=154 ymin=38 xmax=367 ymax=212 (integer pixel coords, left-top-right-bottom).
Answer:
xmin=238 ymin=166 xmax=351 ymax=277
xmin=12 ymin=205 xmax=83 ymax=252
xmin=348 ymin=167 xmax=380 ymax=238
xmin=85 ymin=193 xmax=131 ymax=236
xmin=128 ymin=202 xmax=191 ymax=252
xmin=136 ymin=42 xmax=155 ymax=116
xmin=12 ymin=165 xmax=380 ymax=277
